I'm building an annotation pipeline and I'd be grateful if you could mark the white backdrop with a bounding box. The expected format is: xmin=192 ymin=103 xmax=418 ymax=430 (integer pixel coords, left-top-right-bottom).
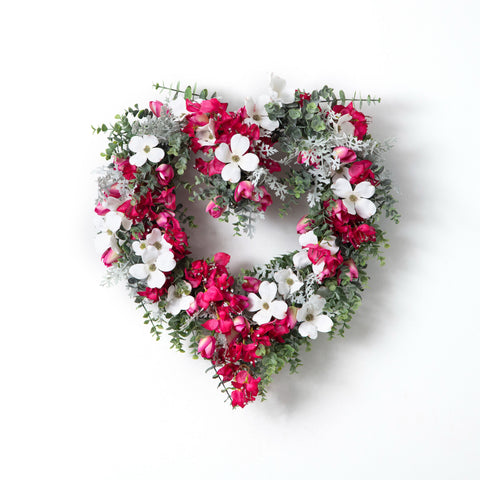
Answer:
xmin=1 ymin=1 xmax=479 ymax=479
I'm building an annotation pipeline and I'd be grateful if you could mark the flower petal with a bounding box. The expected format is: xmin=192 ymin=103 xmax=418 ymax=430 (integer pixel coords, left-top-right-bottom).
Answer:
xmin=105 ymin=211 xmax=122 ymax=232
xmin=354 ymin=181 xmax=375 ymax=199
xmin=313 ymin=314 xmax=333 ymax=333
xmin=143 ymin=135 xmax=159 ymax=148
xmin=252 ymin=309 xmax=272 ymax=325
xmin=238 ymin=152 xmax=259 ymax=172
xmin=355 ymin=198 xmax=376 ymax=219
xmin=298 ymin=321 xmax=318 ymax=339
xmin=128 ymin=136 xmax=143 ymax=153
xmin=147 ymin=147 xmax=165 ymax=163
xmin=342 ymin=197 xmax=357 ymax=215
xmin=270 ymin=300 xmax=288 ymax=319
xmin=299 ymin=231 xmax=318 ymax=247
xmin=230 ymin=134 xmax=250 ymax=156
xmin=259 ymin=281 xmax=277 ymax=303
xmin=309 ymin=294 xmax=326 ymax=313
xmin=147 ymin=270 xmax=166 ymax=289
xmin=129 ymin=152 xmax=147 ymax=167
xmin=215 ymin=143 xmax=231 ymax=163
xmin=221 ymin=162 xmax=241 ymax=183
xmin=156 ymin=251 xmax=176 ymax=272
xmin=247 ymin=293 xmax=262 ymax=312
xmin=129 ymin=263 xmax=148 ymax=280
xmin=332 ymin=178 xmax=352 ymax=198
xmin=293 ymin=249 xmax=311 ymax=269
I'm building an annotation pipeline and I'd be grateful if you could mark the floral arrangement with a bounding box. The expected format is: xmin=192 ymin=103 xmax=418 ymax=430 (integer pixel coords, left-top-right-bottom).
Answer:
xmin=93 ymin=75 xmax=399 ymax=408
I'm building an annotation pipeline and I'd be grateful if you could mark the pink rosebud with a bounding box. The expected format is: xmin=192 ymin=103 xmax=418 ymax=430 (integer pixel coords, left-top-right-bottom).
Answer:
xmin=101 ymin=248 xmax=120 ymax=267
xmin=186 ymin=299 xmax=198 ymax=316
xmin=296 ymin=215 xmax=314 ymax=234
xmin=156 ymin=164 xmax=174 ymax=186
xmin=297 ymin=151 xmax=308 ymax=165
xmin=284 ymin=306 xmax=298 ymax=329
xmin=233 ymin=316 xmax=249 ymax=333
xmin=149 ymin=100 xmax=163 ymax=117
xmin=333 ymin=146 xmax=357 ymax=164
xmin=206 ymin=196 xmax=226 ymax=219
xmin=156 ymin=210 xmax=175 ymax=228
xmin=242 ymin=276 xmax=261 ymax=293
xmin=198 ymin=336 xmax=216 ymax=359
xmin=344 ymin=259 xmax=359 ymax=281
xmin=214 ymin=252 xmax=230 ymax=266
xmin=234 ymin=181 xmax=255 ymax=202
xmin=108 ymin=182 xmax=121 ymax=198
xmin=255 ymin=186 xmax=272 ymax=212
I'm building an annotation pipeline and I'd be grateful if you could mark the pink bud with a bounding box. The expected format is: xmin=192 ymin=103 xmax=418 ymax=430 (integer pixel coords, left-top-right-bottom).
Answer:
xmin=149 ymin=100 xmax=163 ymax=117
xmin=344 ymin=259 xmax=359 ymax=280
xmin=333 ymin=146 xmax=357 ymax=164
xmin=198 ymin=336 xmax=216 ymax=359
xmin=255 ymin=186 xmax=272 ymax=212
xmin=101 ymin=247 xmax=120 ymax=267
xmin=234 ymin=181 xmax=255 ymax=202
xmin=296 ymin=215 xmax=313 ymax=234
xmin=156 ymin=164 xmax=174 ymax=186
xmin=233 ymin=316 xmax=249 ymax=333
xmin=206 ymin=196 xmax=226 ymax=219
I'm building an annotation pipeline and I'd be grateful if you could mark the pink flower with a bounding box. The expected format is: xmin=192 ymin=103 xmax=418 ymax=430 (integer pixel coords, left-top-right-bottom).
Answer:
xmin=344 ymin=259 xmax=359 ymax=281
xmin=233 ymin=316 xmax=249 ymax=333
xmin=231 ymin=389 xmax=247 ymax=408
xmin=283 ymin=306 xmax=298 ymax=329
xmin=348 ymin=160 xmax=376 ymax=185
xmin=214 ymin=252 xmax=230 ymax=266
xmin=206 ymin=196 xmax=226 ymax=218
xmin=333 ymin=146 xmax=357 ymax=164
xmin=149 ymin=100 xmax=163 ymax=117
xmin=198 ymin=336 xmax=216 ymax=359
xmin=332 ymin=102 xmax=368 ymax=139
xmin=296 ymin=215 xmax=313 ymax=234
xmin=101 ymin=247 xmax=120 ymax=267
xmin=255 ymin=186 xmax=272 ymax=212
xmin=234 ymin=181 xmax=255 ymax=202
xmin=156 ymin=164 xmax=174 ymax=186
xmin=242 ymin=276 xmax=261 ymax=293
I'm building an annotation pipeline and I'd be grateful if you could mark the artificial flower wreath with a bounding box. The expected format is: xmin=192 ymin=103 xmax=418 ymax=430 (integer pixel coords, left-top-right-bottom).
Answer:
xmin=93 ymin=75 xmax=399 ymax=408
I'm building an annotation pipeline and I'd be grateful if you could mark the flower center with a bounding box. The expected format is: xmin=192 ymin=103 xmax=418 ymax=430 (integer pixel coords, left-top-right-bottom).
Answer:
xmin=174 ymin=290 xmax=183 ymax=298
xmin=106 ymin=229 xmax=113 ymax=236
xmin=148 ymin=264 xmax=157 ymax=272
xmin=153 ymin=241 xmax=162 ymax=250
xmin=231 ymin=154 xmax=240 ymax=163
xmin=140 ymin=243 xmax=146 ymax=249
xmin=286 ymin=278 xmax=294 ymax=286
xmin=208 ymin=133 xmax=214 ymax=139
xmin=253 ymin=114 xmax=261 ymax=121
xmin=262 ymin=302 xmax=270 ymax=310
xmin=349 ymin=194 xmax=358 ymax=202
xmin=306 ymin=313 xmax=314 ymax=322
xmin=144 ymin=145 xmax=151 ymax=153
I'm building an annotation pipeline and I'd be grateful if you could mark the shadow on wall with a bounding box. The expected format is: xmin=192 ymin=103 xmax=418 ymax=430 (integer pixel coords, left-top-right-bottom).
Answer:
xmin=254 ymin=99 xmax=424 ymax=415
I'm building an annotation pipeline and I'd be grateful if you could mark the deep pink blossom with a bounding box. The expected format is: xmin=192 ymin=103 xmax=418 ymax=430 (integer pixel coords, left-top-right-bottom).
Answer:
xmin=206 ymin=197 xmax=226 ymax=219
xmin=149 ymin=100 xmax=163 ymax=117
xmin=156 ymin=164 xmax=174 ymax=186
xmin=198 ymin=336 xmax=216 ymax=359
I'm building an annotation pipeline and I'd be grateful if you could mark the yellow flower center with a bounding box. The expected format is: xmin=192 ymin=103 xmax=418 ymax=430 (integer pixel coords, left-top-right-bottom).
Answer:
xmin=231 ymin=154 xmax=240 ymax=163
xmin=262 ymin=302 xmax=270 ymax=310
xmin=144 ymin=145 xmax=151 ymax=153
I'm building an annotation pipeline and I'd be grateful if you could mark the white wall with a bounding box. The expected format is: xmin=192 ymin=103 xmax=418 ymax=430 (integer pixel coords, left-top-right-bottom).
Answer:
xmin=1 ymin=1 xmax=479 ymax=479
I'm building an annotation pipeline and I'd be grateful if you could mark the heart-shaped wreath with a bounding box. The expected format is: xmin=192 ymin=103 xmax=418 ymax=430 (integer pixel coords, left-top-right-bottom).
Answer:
xmin=93 ymin=75 xmax=399 ymax=408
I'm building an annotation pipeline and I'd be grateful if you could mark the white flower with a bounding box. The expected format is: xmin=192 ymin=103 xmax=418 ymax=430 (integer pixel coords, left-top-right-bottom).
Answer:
xmin=245 ymin=95 xmax=279 ymax=131
xmin=247 ymin=281 xmax=288 ymax=325
xmin=273 ymin=268 xmax=303 ymax=296
xmin=215 ymin=134 xmax=259 ymax=183
xmin=128 ymin=248 xmax=176 ymax=289
xmin=195 ymin=119 xmax=216 ymax=146
xmin=297 ymin=295 xmax=333 ymax=339
xmin=333 ymin=114 xmax=355 ymax=136
xmin=128 ymin=135 xmax=165 ymax=167
xmin=95 ymin=210 xmax=132 ymax=254
xmin=332 ymin=178 xmax=376 ymax=219
xmin=293 ymin=231 xmax=339 ymax=270
xmin=132 ymin=228 xmax=173 ymax=264
xmin=269 ymin=74 xmax=295 ymax=104
xmin=165 ymin=282 xmax=194 ymax=315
